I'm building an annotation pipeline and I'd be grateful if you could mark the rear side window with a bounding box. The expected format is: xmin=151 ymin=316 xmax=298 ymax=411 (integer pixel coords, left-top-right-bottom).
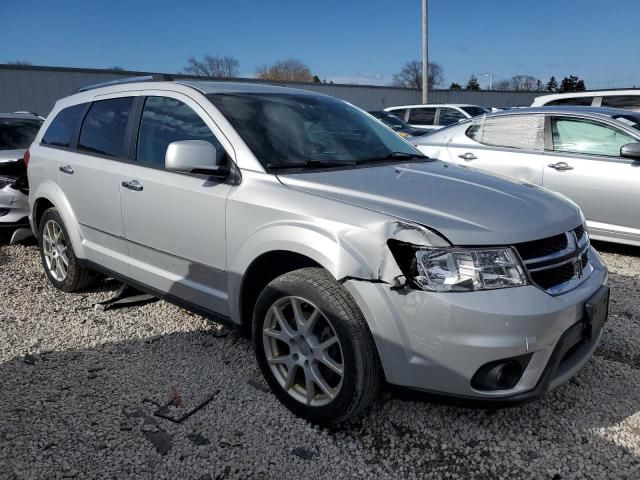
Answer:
xmin=438 ymin=108 xmax=466 ymax=126
xmin=0 ymin=119 xmax=42 ymax=150
xmin=42 ymin=104 xmax=86 ymax=148
xmin=136 ymin=96 xmax=221 ymax=167
xmin=601 ymin=95 xmax=640 ymax=112
xmin=466 ymin=114 xmax=545 ymax=151
xmin=78 ymin=98 xmax=133 ymax=158
xmin=388 ymin=108 xmax=407 ymax=121
xmin=408 ymin=107 xmax=436 ymax=125
xmin=546 ymin=97 xmax=594 ymax=106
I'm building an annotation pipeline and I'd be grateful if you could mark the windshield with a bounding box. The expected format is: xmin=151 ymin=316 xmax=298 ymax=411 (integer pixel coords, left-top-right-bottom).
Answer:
xmin=612 ymin=114 xmax=640 ymax=132
xmin=0 ymin=119 xmax=42 ymax=150
xmin=370 ymin=112 xmax=410 ymax=130
xmin=207 ymin=93 xmax=420 ymax=168
xmin=460 ymin=106 xmax=490 ymax=117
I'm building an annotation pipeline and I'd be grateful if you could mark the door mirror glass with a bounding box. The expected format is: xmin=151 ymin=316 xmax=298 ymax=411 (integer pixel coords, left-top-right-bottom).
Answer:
xmin=165 ymin=140 xmax=229 ymax=177
xmin=620 ymin=142 xmax=640 ymax=160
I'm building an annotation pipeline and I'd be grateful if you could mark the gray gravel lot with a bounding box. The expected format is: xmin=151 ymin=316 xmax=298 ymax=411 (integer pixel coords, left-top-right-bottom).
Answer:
xmin=0 ymin=240 xmax=639 ymax=479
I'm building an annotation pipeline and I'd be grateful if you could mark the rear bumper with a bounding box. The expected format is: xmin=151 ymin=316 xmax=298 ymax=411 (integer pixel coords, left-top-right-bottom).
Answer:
xmin=343 ymin=247 xmax=608 ymax=401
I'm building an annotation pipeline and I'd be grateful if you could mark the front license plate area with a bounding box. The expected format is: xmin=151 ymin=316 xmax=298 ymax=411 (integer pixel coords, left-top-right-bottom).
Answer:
xmin=584 ymin=286 xmax=610 ymax=340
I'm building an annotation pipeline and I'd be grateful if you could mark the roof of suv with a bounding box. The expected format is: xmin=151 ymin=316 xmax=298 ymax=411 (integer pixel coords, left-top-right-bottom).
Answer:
xmin=482 ymin=105 xmax=639 ymax=118
xmin=0 ymin=112 xmax=44 ymax=120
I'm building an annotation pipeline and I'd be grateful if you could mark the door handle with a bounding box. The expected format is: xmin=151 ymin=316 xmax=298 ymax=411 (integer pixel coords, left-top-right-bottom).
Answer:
xmin=59 ymin=165 xmax=74 ymax=175
xmin=547 ymin=162 xmax=574 ymax=171
xmin=458 ymin=152 xmax=477 ymax=161
xmin=121 ymin=180 xmax=143 ymax=191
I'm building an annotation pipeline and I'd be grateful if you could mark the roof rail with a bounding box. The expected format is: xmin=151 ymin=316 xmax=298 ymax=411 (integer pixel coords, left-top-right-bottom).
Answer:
xmin=77 ymin=74 xmax=174 ymax=93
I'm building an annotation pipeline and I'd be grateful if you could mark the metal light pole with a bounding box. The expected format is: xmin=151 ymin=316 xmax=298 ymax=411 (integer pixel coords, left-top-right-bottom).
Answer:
xmin=422 ymin=0 xmax=428 ymax=104
xmin=481 ymin=73 xmax=493 ymax=90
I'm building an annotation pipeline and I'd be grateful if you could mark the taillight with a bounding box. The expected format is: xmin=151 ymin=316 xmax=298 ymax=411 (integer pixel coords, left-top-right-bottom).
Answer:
xmin=23 ymin=149 xmax=30 ymax=167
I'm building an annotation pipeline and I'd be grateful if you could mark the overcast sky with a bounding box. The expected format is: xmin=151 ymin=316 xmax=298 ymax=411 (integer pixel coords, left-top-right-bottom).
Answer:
xmin=1 ymin=0 xmax=638 ymax=89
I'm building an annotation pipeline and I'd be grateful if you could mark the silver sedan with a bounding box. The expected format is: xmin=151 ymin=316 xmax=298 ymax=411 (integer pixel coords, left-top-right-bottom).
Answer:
xmin=412 ymin=106 xmax=640 ymax=246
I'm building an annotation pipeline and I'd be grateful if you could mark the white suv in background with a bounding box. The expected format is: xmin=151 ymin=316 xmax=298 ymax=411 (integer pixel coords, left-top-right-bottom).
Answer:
xmin=384 ymin=104 xmax=489 ymax=131
xmin=532 ymin=89 xmax=640 ymax=111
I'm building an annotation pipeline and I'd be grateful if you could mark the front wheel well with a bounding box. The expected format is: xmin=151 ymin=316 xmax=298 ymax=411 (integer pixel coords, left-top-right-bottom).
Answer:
xmin=239 ymin=251 xmax=322 ymax=336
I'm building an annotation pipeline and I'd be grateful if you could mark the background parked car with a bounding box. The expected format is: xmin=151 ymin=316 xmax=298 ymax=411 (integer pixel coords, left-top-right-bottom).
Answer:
xmin=412 ymin=106 xmax=640 ymax=246
xmin=367 ymin=110 xmax=430 ymax=138
xmin=384 ymin=104 xmax=490 ymax=131
xmin=0 ymin=112 xmax=43 ymax=236
xmin=532 ymin=89 xmax=640 ymax=111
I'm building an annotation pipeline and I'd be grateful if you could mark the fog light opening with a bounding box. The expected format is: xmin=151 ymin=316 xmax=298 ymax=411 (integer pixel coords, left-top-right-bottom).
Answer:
xmin=471 ymin=353 xmax=533 ymax=391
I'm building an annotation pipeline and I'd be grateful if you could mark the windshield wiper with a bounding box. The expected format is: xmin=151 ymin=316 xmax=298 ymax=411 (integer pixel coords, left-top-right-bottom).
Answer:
xmin=355 ymin=152 xmax=429 ymax=165
xmin=267 ymin=159 xmax=356 ymax=170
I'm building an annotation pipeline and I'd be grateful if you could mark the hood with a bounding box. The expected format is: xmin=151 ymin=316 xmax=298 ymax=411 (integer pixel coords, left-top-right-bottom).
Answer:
xmin=0 ymin=149 xmax=27 ymax=163
xmin=278 ymin=160 xmax=583 ymax=246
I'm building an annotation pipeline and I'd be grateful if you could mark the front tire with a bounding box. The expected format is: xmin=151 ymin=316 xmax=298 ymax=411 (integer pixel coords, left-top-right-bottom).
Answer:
xmin=253 ymin=268 xmax=381 ymax=426
xmin=38 ymin=208 xmax=94 ymax=292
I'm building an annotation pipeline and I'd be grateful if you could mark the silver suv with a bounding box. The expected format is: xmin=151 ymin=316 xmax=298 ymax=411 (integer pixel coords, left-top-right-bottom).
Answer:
xmin=28 ymin=79 xmax=609 ymax=425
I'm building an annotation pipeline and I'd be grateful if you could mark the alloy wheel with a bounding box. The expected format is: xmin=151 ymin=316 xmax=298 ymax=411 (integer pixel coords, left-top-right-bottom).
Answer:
xmin=262 ymin=296 xmax=344 ymax=407
xmin=42 ymin=219 xmax=69 ymax=281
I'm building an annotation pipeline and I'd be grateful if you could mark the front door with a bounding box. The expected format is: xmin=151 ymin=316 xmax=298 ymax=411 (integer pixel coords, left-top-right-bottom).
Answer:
xmin=543 ymin=115 xmax=640 ymax=241
xmin=120 ymin=93 xmax=233 ymax=315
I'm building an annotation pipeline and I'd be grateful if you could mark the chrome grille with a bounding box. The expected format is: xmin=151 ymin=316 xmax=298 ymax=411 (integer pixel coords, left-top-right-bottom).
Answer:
xmin=514 ymin=225 xmax=591 ymax=295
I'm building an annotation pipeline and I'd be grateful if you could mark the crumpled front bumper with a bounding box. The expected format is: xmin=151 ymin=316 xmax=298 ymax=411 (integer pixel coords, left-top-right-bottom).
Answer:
xmin=0 ymin=183 xmax=29 ymax=228
xmin=343 ymin=247 xmax=608 ymax=401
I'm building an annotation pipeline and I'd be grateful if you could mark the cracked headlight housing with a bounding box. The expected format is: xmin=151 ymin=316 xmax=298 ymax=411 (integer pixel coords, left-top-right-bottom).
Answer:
xmin=388 ymin=241 xmax=528 ymax=292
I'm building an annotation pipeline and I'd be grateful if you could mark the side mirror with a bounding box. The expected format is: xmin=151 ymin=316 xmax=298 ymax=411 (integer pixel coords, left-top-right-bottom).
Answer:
xmin=165 ymin=140 xmax=229 ymax=177
xmin=620 ymin=143 xmax=640 ymax=161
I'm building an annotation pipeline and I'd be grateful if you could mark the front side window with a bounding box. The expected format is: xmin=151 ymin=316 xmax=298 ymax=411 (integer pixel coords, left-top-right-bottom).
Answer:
xmin=136 ymin=97 xmax=222 ymax=167
xmin=78 ymin=98 xmax=133 ymax=158
xmin=207 ymin=93 xmax=419 ymax=168
xmin=41 ymin=104 xmax=86 ymax=148
xmin=460 ymin=106 xmax=490 ymax=117
xmin=0 ymin=119 xmax=43 ymax=150
xmin=546 ymin=96 xmax=594 ymax=106
xmin=438 ymin=108 xmax=466 ymax=126
xmin=601 ymin=95 xmax=640 ymax=112
xmin=466 ymin=114 xmax=544 ymax=151
xmin=551 ymin=117 xmax=636 ymax=157
xmin=408 ymin=107 xmax=436 ymax=125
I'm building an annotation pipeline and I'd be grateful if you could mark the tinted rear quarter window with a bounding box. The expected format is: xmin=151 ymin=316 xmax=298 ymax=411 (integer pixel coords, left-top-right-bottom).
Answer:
xmin=438 ymin=108 xmax=466 ymax=126
xmin=387 ymin=108 xmax=407 ymax=121
xmin=136 ymin=96 xmax=221 ymax=167
xmin=42 ymin=104 xmax=86 ymax=148
xmin=78 ymin=97 xmax=133 ymax=158
xmin=601 ymin=95 xmax=640 ymax=112
xmin=408 ymin=107 xmax=436 ymax=125
xmin=546 ymin=97 xmax=594 ymax=106
xmin=0 ymin=119 xmax=43 ymax=150
xmin=466 ymin=114 xmax=545 ymax=150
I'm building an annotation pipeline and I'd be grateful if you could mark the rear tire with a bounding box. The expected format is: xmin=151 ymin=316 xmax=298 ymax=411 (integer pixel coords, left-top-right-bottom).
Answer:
xmin=253 ymin=267 xmax=382 ymax=426
xmin=38 ymin=208 xmax=94 ymax=292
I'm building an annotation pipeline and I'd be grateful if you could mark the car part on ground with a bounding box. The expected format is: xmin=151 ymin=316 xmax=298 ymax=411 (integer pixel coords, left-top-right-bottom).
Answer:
xmin=28 ymin=80 xmax=607 ymax=424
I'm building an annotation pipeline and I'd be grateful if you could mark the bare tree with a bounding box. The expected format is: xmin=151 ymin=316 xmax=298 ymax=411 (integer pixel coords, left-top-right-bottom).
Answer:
xmin=392 ymin=60 xmax=443 ymax=89
xmin=7 ymin=60 xmax=31 ymax=66
xmin=493 ymin=79 xmax=512 ymax=91
xmin=255 ymin=59 xmax=313 ymax=82
xmin=509 ymin=75 xmax=543 ymax=91
xmin=184 ymin=55 xmax=240 ymax=78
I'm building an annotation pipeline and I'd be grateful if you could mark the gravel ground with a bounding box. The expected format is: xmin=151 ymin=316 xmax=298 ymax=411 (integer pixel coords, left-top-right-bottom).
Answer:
xmin=0 ymin=240 xmax=639 ymax=479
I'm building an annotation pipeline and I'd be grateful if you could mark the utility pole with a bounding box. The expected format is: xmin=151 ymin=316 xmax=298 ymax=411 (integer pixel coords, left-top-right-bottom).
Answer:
xmin=422 ymin=0 xmax=428 ymax=104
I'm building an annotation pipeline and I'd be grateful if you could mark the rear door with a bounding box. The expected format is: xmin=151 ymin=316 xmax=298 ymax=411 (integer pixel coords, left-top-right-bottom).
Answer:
xmin=55 ymin=95 xmax=135 ymax=273
xmin=445 ymin=114 xmax=547 ymax=184
xmin=120 ymin=92 xmax=233 ymax=315
xmin=543 ymin=115 xmax=640 ymax=240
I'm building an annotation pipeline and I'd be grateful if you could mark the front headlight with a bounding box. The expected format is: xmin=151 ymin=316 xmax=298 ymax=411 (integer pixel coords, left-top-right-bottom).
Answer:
xmin=388 ymin=241 xmax=528 ymax=292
